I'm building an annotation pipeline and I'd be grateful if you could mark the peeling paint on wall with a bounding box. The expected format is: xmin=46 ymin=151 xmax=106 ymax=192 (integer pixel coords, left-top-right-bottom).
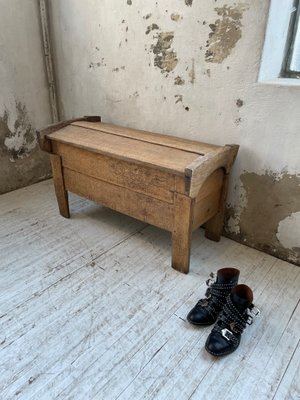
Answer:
xmin=0 ymin=101 xmax=51 ymax=194
xmin=0 ymin=102 xmax=37 ymax=161
xmin=205 ymin=4 xmax=248 ymax=63
xmin=151 ymin=32 xmax=178 ymax=73
xmin=174 ymin=76 xmax=185 ymax=85
xmin=145 ymin=23 xmax=159 ymax=35
xmin=226 ymin=172 xmax=300 ymax=265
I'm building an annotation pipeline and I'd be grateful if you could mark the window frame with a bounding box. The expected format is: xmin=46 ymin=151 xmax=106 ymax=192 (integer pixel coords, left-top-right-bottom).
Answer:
xmin=259 ymin=0 xmax=300 ymax=86
xmin=285 ymin=1 xmax=300 ymax=77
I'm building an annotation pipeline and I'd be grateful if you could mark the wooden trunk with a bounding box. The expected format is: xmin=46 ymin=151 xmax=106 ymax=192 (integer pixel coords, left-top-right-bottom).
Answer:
xmin=38 ymin=117 xmax=239 ymax=274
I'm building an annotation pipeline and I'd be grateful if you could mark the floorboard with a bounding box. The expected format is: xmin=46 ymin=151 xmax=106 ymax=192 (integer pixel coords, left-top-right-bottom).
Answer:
xmin=0 ymin=180 xmax=299 ymax=400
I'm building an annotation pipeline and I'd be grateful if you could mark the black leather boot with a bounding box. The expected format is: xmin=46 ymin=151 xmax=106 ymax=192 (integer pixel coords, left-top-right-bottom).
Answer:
xmin=187 ymin=268 xmax=240 ymax=326
xmin=205 ymin=284 xmax=260 ymax=357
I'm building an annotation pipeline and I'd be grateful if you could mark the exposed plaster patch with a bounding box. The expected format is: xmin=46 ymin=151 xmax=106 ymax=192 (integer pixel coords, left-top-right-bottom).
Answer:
xmin=171 ymin=13 xmax=181 ymax=21
xmin=205 ymin=4 xmax=248 ymax=63
xmin=227 ymin=214 xmax=241 ymax=235
xmin=146 ymin=23 xmax=159 ymax=35
xmin=151 ymin=32 xmax=178 ymax=74
xmin=185 ymin=0 xmax=193 ymax=6
xmin=0 ymin=102 xmax=37 ymax=161
xmin=226 ymin=171 xmax=300 ymax=265
xmin=174 ymin=76 xmax=185 ymax=85
xmin=277 ymin=212 xmax=300 ymax=250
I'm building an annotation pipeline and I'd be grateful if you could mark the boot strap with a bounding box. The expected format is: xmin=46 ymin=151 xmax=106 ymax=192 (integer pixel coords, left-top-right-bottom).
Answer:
xmin=215 ymin=298 xmax=260 ymax=344
xmin=196 ymin=272 xmax=238 ymax=318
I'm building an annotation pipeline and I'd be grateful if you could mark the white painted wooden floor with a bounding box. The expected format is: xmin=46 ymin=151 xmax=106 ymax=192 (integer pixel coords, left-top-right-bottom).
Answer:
xmin=0 ymin=180 xmax=299 ymax=400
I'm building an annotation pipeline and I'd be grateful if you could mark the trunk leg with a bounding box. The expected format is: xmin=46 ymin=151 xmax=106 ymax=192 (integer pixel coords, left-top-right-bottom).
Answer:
xmin=172 ymin=193 xmax=194 ymax=274
xmin=50 ymin=154 xmax=70 ymax=218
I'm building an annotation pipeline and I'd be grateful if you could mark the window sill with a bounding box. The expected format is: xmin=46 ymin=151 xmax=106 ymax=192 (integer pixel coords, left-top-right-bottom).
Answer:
xmin=258 ymin=77 xmax=300 ymax=87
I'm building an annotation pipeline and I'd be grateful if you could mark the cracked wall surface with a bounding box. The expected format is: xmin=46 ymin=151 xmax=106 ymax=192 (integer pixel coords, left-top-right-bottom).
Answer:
xmin=47 ymin=0 xmax=299 ymax=265
xmin=0 ymin=0 xmax=52 ymax=194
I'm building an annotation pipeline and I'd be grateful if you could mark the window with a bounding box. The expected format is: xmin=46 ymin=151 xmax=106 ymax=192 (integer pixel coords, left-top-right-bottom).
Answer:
xmin=285 ymin=2 xmax=300 ymax=78
xmin=259 ymin=0 xmax=300 ymax=85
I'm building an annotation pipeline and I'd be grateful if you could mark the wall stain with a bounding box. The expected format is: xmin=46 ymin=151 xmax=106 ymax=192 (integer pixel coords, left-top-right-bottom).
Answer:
xmin=226 ymin=172 xmax=300 ymax=265
xmin=189 ymin=58 xmax=195 ymax=83
xmin=151 ymin=32 xmax=178 ymax=74
xmin=89 ymin=58 xmax=106 ymax=68
xmin=171 ymin=13 xmax=181 ymax=21
xmin=143 ymin=13 xmax=152 ymax=20
xmin=146 ymin=23 xmax=159 ymax=35
xmin=205 ymin=4 xmax=248 ymax=63
xmin=0 ymin=110 xmax=10 ymax=141
xmin=185 ymin=0 xmax=193 ymax=6
xmin=236 ymin=98 xmax=244 ymax=107
xmin=129 ymin=91 xmax=139 ymax=98
xmin=174 ymin=76 xmax=185 ymax=85
xmin=112 ymin=66 xmax=125 ymax=72
xmin=127 ymin=0 xmax=132 ymax=5
xmin=175 ymin=94 xmax=183 ymax=104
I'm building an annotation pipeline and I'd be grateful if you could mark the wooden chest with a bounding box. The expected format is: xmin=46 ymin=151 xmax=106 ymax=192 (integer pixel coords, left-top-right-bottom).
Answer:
xmin=38 ymin=116 xmax=238 ymax=274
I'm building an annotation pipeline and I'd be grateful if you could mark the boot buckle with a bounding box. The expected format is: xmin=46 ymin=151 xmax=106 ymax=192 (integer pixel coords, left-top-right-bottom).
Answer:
xmin=221 ymin=328 xmax=234 ymax=342
xmin=247 ymin=305 xmax=260 ymax=325
xmin=206 ymin=272 xmax=217 ymax=287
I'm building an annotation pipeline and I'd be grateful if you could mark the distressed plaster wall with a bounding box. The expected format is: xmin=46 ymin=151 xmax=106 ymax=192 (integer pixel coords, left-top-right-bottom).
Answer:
xmin=0 ymin=0 xmax=52 ymax=194
xmin=49 ymin=0 xmax=300 ymax=265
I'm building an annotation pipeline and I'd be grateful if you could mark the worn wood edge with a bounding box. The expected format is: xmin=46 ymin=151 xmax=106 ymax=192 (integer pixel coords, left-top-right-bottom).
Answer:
xmin=184 ymin=144 xmax=239 ymax=197
xmin=36 ymin=116 xmax=101 ymax=153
